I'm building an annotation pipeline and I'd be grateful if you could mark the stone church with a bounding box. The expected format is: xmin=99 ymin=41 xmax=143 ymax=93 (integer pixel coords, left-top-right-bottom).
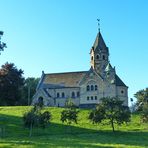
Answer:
xmin=32 ymin=31 xmax=128 ymax=107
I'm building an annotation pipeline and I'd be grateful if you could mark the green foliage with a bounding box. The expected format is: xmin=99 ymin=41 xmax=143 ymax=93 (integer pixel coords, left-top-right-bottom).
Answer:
xmin=20 ymin=77 xmax=39 ymax=105
xmin=65 ymin=98 xmax=77 ymax=109
xmin=89 ymin=104 xmax=105 ymax=124
xmin=134 ymin=88 xmax=148 ymax=123
xmin=89 ymin=97 xmax=131 ymax=132
xmin=23 ymin=105 xmax=51 ymax=136
xmin=0 ymin=62 xmax=24 ymax=105
xmin=23 ymin=107 xmax=39 ymax=128
xmin=0 ymin=31 xmax=7 ymax=53
xmin=61 ymin=99 xmax=79 ymax=125
xmin=134 ymin=88 xmax=148 ymax=111
xmin=141 ymin=102 xmax=148 ymax=123
xmin=39 ymin=111 xmax=51 ymax=128
xmin=0 ymin=106 xmax=148 ymax=147
xmin=61 ymin=108 xmax=78 ymax=125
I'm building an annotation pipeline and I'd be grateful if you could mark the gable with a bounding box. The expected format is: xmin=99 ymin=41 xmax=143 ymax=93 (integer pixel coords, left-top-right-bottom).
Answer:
xmin=79 ymin=68 xmax=104 ymax=86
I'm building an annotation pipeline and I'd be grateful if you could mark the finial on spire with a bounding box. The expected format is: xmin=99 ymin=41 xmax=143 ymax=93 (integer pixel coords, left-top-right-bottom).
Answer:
xmin=97 ymin=19 xmax=100 ymax=32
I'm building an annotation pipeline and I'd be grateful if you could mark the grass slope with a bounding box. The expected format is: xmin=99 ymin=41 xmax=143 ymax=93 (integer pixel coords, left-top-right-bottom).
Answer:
xmin=0 ymin=106 xmax=148 ymax=148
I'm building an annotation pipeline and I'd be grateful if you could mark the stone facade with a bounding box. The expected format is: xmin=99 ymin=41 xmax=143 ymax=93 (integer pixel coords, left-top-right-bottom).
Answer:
xmin=32 ymin=31 xmax=128 ymax=107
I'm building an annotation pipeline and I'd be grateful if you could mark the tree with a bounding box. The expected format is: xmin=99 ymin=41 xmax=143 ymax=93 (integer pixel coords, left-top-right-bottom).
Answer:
xmin=134 ymin=88 xmax=148 ymax=123
xmin=0 ymin=31 xmax=7 ymax=54
xmin=141 ymin=102 xmax=148 ymax=123
xmin=89 ymin=97 xmax=131 ymax=132
xmin=134 ymin=88 xmax=148 ymax=111
xmin=20 ymin=77 xmax=40 ymax=105
xmin=61 ymin=99 xmax=78 ymax=133
xmin=0 ymin=62 xmax=24 ymax=105
xmin=23 ymin=104 xmax=51 ymax=137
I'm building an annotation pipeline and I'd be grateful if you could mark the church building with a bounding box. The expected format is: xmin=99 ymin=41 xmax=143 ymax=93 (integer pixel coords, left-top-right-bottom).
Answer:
xmin=32 ymin=30 xmax=128 ymax=107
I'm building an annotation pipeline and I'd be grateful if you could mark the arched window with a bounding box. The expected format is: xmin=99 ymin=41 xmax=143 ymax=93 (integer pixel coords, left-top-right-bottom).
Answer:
xmin=91 ymin=85 xmax=94 ymax=91
xmin=91 ymin=56 xmax=93 ymax=60
xmin=57 ymin=93 xmax=60 ymax=98
xmin=96 ymin=55 xmax=99 ymax=59
xmin=102 ymin=55 xmax=105 ymax=60
xmin=62 ymin=92 xmax=65 ymax=98
xmin=38 ymin=97 xmax=43 ymax=105
xmin=71 ymin=92 xmax=75 ymax=98
xmin=87 ymin=96 xmax=89 ymax=100
xmin=77 ymin=91 xmax=80 ymax=97
xmin=87 ymin=85 xmax=90 ymax=91
xmin=95 ymin=85 xmax=98 ymax=91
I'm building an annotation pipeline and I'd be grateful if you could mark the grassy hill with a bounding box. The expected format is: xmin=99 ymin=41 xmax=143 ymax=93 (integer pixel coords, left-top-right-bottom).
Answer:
xmin=0 ymin=106 xmax=148 ymax=148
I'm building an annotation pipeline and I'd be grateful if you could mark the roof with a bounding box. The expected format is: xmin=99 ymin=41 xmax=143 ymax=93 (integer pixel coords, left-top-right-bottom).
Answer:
xmin=105 ymin=63 xmax=113 ymax=72
xmin=115 ymin=74 xmax=127 ymax=87
xmin=42 ymin=71 xmax=87 ymax=88
xmin=92 ymin=31 xmax=109 ymax=53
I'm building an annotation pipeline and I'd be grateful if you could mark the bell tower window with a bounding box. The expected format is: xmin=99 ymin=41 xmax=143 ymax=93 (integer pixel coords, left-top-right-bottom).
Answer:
xmin=91 ymin=56 xmax=93 ymax=60
xmin=96 ymin=55 xmax=99 ymax=59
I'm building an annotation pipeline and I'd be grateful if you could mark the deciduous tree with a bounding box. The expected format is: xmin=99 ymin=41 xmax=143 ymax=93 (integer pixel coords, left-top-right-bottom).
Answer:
xmin=89 ymin=97 xmax=131 ymax=132
xmin=20 ymin=77 xmax=39 ymax=105
xmin=134 ymin=88 xmax=148 ymax=111
xmin=23 ymin=104 xmax=51 ymax=137
xmin=0 ymin=62 xmax=24 ymax=105
xmin=61 ymin=99 xmax=78 ymax=133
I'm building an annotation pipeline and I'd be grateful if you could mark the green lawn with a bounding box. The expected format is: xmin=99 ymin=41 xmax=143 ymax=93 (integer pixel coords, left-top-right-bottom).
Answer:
xmin=0 ymin=106 xmax=148 ymax=148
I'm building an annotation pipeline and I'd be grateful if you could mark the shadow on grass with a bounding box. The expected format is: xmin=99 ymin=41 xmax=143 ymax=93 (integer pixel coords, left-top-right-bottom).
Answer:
xmin=0 ymin=113 xmax=148 ymax=148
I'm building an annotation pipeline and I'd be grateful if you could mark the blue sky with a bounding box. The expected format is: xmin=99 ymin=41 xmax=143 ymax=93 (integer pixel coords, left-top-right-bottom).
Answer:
xmin=0 ymin=0 xmax=148 ymax=103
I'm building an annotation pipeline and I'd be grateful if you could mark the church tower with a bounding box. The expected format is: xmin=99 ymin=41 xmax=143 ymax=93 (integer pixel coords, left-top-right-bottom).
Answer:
xmin=90 ymin=31 xmax=109 ymax=76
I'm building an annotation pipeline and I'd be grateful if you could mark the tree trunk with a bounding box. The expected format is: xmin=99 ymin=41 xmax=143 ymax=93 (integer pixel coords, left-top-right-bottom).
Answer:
xmin=111 ymin=119 xmax=115 ymax=132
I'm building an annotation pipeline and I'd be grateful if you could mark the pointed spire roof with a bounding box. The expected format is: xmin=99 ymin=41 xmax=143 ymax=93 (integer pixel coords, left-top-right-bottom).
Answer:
xmin=91 ymin=31 xmax=108 ymax=53
xmin=105 ymin=63 xmax=113 ymax=72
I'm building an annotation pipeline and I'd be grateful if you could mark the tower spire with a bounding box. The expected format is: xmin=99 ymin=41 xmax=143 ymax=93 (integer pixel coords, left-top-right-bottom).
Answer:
xmin=97 ymin=19 xmax=100 ymax=32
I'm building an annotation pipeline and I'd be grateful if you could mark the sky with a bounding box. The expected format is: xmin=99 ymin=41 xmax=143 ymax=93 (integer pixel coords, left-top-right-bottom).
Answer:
xmin=0 ymin=0 xmax=148 ymax=104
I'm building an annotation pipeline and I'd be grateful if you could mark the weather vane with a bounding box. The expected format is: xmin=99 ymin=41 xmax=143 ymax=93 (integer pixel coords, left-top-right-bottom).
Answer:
xmin=97 ymin=19 xmax=100 ymax=32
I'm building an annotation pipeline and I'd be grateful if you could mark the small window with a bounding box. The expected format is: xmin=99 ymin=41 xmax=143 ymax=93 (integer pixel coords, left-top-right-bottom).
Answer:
xmin=87 ymin=96 xmax=89 ymax=100
xmin=38 ymin=97 xmax=43 ymax=105
xmin=87 ymin=85 xmax=90 ymax=91
xmin=102 ymin=55 xmax=105 ymax=60
xmin=121 ymin=90 xmax=124 ymax=94
xmin=95 ymin=85 xmax=98 ymax=91
xmin=77 ymin=92 xmax=80 ymax=97
xmin=95 ymin=96 xmax=97 ymax=100
xmin=57 ymin=93 xmax=60 ymax=98
xmin=71 ymin=92 xmax=75 ymax=98
xmin=91 ymin=85 xmax=94 ymax=91
xmin=62 ymin=92 xmax=65 ymax=98
xmin=91 ymin=96 xmax=93 ymax=100
xmin=91 ymin=56 xmax=93 ymax=60
xmin=96 ymin=55 xmax=99 ymax=59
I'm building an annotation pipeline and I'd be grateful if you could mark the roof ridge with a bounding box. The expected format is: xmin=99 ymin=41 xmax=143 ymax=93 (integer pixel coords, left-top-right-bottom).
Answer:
xmin=45 ymin=70 xmax=88 ymax=75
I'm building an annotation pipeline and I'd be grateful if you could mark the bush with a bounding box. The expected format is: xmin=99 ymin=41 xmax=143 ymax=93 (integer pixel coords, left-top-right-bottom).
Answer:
xmin=23 ymin=105 xmax=51 ymax=137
